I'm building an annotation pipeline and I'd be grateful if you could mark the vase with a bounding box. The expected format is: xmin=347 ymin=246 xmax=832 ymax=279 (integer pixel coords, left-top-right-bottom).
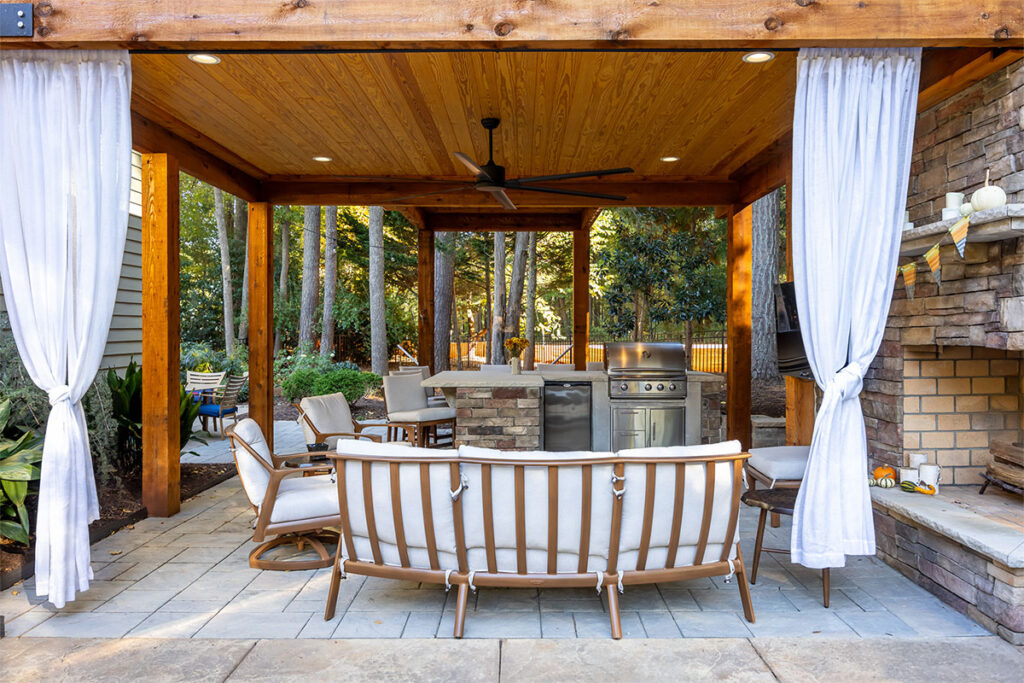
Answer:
xmin=510 ymin=358 xmax=521 ymax=375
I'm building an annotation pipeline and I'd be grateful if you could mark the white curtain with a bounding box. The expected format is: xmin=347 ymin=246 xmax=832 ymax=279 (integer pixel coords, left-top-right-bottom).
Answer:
xmin=791 ymin=48 xmax=921 ymax=569
xmin=0 ymin=50 xmax=132 ymax=607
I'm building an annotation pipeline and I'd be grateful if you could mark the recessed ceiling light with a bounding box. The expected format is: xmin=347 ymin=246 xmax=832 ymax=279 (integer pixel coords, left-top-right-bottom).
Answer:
xmin=188 ymin=53 xmax=221 ymax=65
xmin=659 ymin=156 xmax=680 ymax=163
xmin=312 ymin=156 xmax=333 ymax=162
xmin=742 ymin=51 xmax=775 ymax=64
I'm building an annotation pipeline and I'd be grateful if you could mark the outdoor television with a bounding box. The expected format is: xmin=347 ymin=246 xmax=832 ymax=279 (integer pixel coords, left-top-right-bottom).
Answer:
xmin=774 ymin=282 xmax=814 ymax=380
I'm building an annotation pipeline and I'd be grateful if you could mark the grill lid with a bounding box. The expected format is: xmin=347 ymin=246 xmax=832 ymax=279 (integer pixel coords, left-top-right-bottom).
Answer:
xmin=604 ymin=342 xmax=688 ymax=376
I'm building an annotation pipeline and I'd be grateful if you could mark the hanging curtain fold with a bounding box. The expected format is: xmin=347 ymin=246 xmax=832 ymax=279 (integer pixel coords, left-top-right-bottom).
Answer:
xmin=790 ymin=47 xmax=921 ymax=569
xmin=0 ymin=50 xmax=132 ymax=607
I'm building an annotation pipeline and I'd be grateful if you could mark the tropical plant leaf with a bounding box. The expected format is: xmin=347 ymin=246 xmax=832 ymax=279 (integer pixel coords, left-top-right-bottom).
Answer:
xmin=0 ymin=461 xmax=38 ymax=481
xmin=0 ymin=519 xmax=29 ymax=545
xmin=0 ymin=399 xmax=11 ymax=432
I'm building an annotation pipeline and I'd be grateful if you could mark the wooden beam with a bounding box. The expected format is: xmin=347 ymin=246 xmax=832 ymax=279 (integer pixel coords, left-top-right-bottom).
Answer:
xmin=733 ymin=136 xmax=792 ymax=206
xmin=392 ymin=206 xmax=426 ymax=231
xmin=580 ymin=208 xmax=602 ymax=232
xmin=572 ymin=229 xmax=591 ymax=372
xmin=141 ymin=153 xmax=180 ymax=518
xmin=132 ymin=112 xmax=261 ymax=201
xmin=248 ymin=202 xmax=275 ymax=448
xmin=10 ymin=2 xmax=1020 ymax=49
xmin=783 ymin=173 xmax=815 ymax=446
xmin=917 ymin=49 xmax=1023 ymax=112
xmin=726 ymin=203 xmax=752 ymax=450
xmin=425 ymin=212 xmax=581 ymax=232
xmin=418 ymin=229 xmax=435 ymax=373
xmin=262 ymin=180 xmax=739 ymax=208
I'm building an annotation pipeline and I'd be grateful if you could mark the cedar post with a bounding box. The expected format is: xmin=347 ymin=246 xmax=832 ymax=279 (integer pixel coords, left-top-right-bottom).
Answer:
xmin=572 ymin=227 xmax=590 ymax=371
xmin=248 ymin=202 xmax=275 ymax=448
xmin=784 ymin=175 xmax=816 ymax=445
xmin=141 ymin=153 xmax=181 ymax=517
xmin=726 ymin=204 xmax=753 ymax=450
xmin=418 ymin=229 xmax=435 ymax=374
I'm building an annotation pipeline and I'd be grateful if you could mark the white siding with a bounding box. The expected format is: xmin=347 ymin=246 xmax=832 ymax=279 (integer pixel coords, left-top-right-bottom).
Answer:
xmin=0 ymin=153 xmax=144 ymax=371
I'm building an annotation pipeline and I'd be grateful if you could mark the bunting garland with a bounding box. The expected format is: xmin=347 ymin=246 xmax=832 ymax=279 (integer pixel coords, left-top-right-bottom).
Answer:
xmin=896 ymin=214 xmax=972 ymax=297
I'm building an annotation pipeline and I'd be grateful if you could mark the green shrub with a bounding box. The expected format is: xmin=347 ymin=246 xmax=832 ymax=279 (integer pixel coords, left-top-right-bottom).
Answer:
xmin=310 ymin=370 xmax=381 ymax=406
xmin=274 ymin=346 xmax=362 ymax=388
xmin=282 ymin=368 xmax=320 ymax=402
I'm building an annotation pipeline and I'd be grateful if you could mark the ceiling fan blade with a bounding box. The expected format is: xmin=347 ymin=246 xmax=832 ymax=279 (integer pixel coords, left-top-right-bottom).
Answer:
xmin=509 ymin=167 xmax=634 ymax=184
xmin=491 ymin=189 xmax=517 ymax=210
xmin=508 ymin=184 xmax=627 ymax=201
xmin=454 ymin=152 xmax=491 ymax=181
xmin=387 ymin=185 xmax=473 ymax=203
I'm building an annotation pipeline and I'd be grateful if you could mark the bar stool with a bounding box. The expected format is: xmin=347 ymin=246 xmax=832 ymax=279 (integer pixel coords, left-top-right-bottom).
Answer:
xmin=740 ymin=487 xmax=830 ymax=607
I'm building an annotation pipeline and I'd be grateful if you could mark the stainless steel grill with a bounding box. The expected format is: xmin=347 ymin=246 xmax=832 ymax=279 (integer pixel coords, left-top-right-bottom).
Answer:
xmin=605 ymin=342 xmax=688 ymax=399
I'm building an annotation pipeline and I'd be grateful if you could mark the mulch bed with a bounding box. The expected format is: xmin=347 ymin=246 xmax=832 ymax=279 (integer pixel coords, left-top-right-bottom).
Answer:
xmin=0 ymin=463 xmax=236 ymax=590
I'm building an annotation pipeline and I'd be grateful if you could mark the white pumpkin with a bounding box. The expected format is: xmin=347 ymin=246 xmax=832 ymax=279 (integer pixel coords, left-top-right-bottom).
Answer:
xmin=959 ymin=202 xmax=973 ymax=217
xmin=971 ymin=169 xmax=1007 ymax=212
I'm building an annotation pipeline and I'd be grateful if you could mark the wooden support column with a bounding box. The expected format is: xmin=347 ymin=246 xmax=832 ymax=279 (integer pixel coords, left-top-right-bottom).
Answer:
xmin=726 ymin=204 xmax=753 ymax=450
xmin=572 ymin=228 xmax=590 ymax=371
xmin=248 ymin=202 xmax=275 ymax=449
xmin=784 ymin=176 xmax=816 ymax=445
xmin=141 ymin=153 xmax=180 ymax=517
xmin=418 ymin=229 xmax=435 ymax=374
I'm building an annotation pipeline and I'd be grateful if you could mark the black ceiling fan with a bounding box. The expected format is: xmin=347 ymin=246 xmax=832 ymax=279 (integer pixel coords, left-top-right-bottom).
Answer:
xmin=390 ymin=118 xmax=634 ymax=209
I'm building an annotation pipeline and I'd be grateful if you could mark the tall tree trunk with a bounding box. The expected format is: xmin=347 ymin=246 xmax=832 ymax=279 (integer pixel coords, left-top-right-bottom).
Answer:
xmin=524 ymin=232 xmax=537 ymax=370
xmin=274 ymin=214 xmax=290 ymax=354
xmin=685 ymin=320 xmax=694 ymax=371
xmin=506 ymin=231 xmax=530 ymax=340
xmin=235 ymin=197 xmax=249 ymax=346
xmin=368 ymin=206 xmax=388 ymax=376
xmin=214 ymin=188 xmax=235 ymax=354
xmin=433 ymin=232 xmax=455 ymax=372
xmin=490 ymin=232 xmax=507 ymax=364
xmin=484 ymin=251 xmax=491 ymax=363
xmin=752 ymin=189 xmax=782 ymax=380
xmin=320 ymin=206 xmax=338 ymax=357
xmin=453 ymin=295 xmax=464 ymax=370
xmin=298 ymin=205 xmax=321 ymax=350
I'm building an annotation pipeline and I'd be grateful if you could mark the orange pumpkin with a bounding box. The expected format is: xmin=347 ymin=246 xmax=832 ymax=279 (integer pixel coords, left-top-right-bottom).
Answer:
xmin=873 ymin=466 xmax=897 ymax=481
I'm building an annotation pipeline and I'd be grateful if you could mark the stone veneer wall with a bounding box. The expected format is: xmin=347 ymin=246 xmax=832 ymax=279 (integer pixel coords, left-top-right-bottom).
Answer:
xmin=454 ymin=386 xmax=542 ymax=450
xmin=873 ymin=503 xmax=1024 ymax=644
xmin=902 ymin=346 xmax=1022 ymax=484
xmin=906 ymin=60 xmax=1023 ymax=226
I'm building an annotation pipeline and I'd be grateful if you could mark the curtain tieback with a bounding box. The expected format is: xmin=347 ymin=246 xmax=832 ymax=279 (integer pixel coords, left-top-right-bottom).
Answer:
xmin=47 ymin=384 xmax=73 ymax=406
xmin=824 ymin=362 xmax=863 ymax=401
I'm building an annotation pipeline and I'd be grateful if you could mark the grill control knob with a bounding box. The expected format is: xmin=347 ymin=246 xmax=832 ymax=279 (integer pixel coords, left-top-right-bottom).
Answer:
xmin=669 ymin=383 xmax=677 ymax=391
xmin=657 ymin=383 xmax=665 ymax=391
xmin=620 ymin=383 xmax=628 ymax=391
xmin=644 ymin=383 xmax=652 ymax=391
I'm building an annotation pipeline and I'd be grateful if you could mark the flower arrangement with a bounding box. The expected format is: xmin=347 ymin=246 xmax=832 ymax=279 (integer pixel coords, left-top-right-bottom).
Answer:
xmin=504 ymin=337 xmax=529 ymax=359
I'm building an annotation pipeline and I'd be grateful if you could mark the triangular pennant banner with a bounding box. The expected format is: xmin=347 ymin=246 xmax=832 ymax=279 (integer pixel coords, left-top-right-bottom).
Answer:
xmin=924 ymin=243 xmax=942 ymax=288
xmin=899 ymin=263 xmax=917 ymax=299
xmin=948 ymin=216 xmax=969 ymax=258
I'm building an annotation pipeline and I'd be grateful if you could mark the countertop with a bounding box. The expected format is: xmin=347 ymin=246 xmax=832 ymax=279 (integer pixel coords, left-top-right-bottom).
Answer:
xmin=422 ymin=369 xmax=723 ymax=388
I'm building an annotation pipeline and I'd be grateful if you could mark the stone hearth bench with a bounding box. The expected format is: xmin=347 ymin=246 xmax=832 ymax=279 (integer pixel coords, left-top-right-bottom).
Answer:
xmin=323 ymin=439 xmax=754 ymax=639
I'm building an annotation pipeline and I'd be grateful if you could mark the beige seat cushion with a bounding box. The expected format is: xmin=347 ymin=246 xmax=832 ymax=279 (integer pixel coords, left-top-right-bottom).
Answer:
xmin=299 ymin=392 xmax=354 ymax=443
xmin=268 ymin=475 xmax=339 ymax=524
xmin=231 ymin=418 xmax=273 ymax=506
xmin=389 ymin=406 xmax=456 ymax=423
xmin=395 ymin=366 xmax=433 ymax=401
xmin=747 ymin=446 xmax=810 ymax=482
xmin=383 ymin=372 xmax=428 ymax=414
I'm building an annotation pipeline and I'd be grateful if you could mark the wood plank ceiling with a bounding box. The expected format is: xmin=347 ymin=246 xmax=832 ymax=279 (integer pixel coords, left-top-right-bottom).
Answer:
xmin=131 ymin=50 xmax=797 ymax=223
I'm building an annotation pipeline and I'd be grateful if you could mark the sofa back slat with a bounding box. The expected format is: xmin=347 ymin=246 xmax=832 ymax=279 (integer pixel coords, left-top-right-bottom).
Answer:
xmin=636 ymin=463 xmax=657 ymax=570
xmin=514 ymin=466 xmax=527 ymax=573
xmin=418 ymin=463 xmax=440 ymax=570
xmin=547 ymin=466 xmax=559 ymax=574
xmin=362 ymin=462 xmax=384 ymax=565
xmin=607 ymin=462 xmax=626 ymax=574
xmin=449 ymin=462 xmax=469 ymax=572
xmin=665 ymin=463 xmax=686 ymax=568
xmin=481 ymin=464 xmax=498 ymax=573
xmin=720 ymin=459 xmax=743 ymax=563
xmin=337 ymin=463 xmax=359 ymax=562
xmin=694 ymin=462 xmax=715 ymax=565
xmin=389 ymin=462 xmax=411 ymax=567
xmin=577 ymin=465 xmax=593 ymax=573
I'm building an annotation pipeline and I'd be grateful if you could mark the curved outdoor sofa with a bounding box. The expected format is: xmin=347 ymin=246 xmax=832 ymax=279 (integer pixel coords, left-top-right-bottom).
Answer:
xmin=324 ymin=439 xmax=755 ymax=638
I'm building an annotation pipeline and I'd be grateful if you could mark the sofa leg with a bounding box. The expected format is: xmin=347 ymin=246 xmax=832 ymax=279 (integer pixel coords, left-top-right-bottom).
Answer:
xmin=324 ymin=550 xmax=344 ymax=621
xmin=453 ymin=582 xmax=469 ymax=638
xmin=770 ymin=511 xmax=781 ymax=528
xmin=606 ymin=581 xmax=623 ymax=639
xmin=734 ymin=545 xmax=756 ymax=624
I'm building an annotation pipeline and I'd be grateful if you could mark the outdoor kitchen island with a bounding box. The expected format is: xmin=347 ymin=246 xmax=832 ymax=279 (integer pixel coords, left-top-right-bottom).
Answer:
xmin=422 ymin=369 xmax=722 ymax=452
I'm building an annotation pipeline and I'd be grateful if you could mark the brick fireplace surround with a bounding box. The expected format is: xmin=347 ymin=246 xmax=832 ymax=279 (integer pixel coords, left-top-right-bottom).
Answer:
xmin=860 ymin=59 xmax=1024 ymax=644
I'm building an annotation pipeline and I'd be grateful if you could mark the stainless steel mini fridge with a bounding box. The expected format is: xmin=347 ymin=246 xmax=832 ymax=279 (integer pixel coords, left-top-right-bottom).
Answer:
xmin=543 ymin=381 xmax=592 ymax=451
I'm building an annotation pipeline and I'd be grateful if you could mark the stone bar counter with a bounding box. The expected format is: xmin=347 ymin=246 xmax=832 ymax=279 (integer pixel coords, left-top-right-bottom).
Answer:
xmin=423 ymin=369 xmax=725 ymax=451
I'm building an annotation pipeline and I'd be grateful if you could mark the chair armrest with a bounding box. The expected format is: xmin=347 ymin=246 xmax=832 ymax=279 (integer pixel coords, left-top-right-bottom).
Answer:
xmin=270 ymin=451 xmax=334 ymax=467
xmin=316 ymin=431 xmax=383 ymax=443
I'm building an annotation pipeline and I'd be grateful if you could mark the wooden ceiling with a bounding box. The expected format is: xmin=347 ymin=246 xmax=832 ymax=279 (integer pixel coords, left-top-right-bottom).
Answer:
xmin=130 ymin=50 xmax=796 ymax=218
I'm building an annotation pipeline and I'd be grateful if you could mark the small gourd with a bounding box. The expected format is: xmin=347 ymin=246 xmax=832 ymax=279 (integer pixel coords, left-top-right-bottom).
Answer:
xmin=876 ymin=477 xmax=896 ymax=489
xmin=873 ymin=466 xmax=897 ymax=482
xmin=959 ymin=202 xmax=973 ymax=217
xmin=970 ymin=170 xmax=1007 ymax=212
